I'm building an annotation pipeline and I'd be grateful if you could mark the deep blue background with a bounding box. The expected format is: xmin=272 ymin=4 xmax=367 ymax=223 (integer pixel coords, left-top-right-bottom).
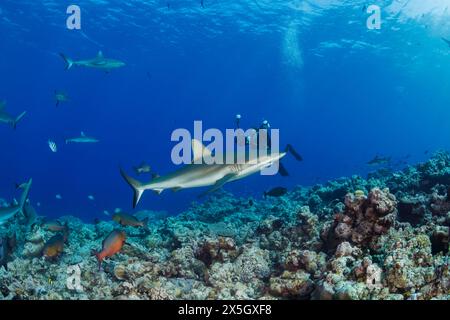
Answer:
xmin=1 ymin=1 xmax=449 ymax=221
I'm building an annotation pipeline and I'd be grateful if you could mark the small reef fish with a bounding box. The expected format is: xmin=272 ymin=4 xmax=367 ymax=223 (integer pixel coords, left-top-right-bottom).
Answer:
xmin=54 ymin=91 xmax=69 ymax=107
xmin=65 ymin=131 xmax=99 ymax=144
xmin=103 ymin=210 xmax=110 ymax=216
xmin=0 ymin=100 xmax=26 ymax=130
xmin=88 ymin=195 xmax=95 ymax=201
xmin=112 ymin=212 xmax=149 ymax=230
xmin=264 ymin=187 xmax=288 ymax=198
xmin=367 ymin=155 xmax=391 ymax=166
xmin=133 ymin=162 xmax=152 ymax=175
xmin=42 ymin=220 xmax=69 ymax=233
xmin=94 ymin=229 xmax=126 ymax=269
xmin=0 ymin=179 xmax=32 ymax=226
xmin=48 ymin=139 xmax=57 ymax=153
xmin=120 ymin=139 xmax=287 ymax=208
xmin=56 ymin=194 xmax=62 ymax=200
xmin=42 ymin=234 xmax=66 ymax=260
xmin=59 ymin=51 xmax=126 ymax=72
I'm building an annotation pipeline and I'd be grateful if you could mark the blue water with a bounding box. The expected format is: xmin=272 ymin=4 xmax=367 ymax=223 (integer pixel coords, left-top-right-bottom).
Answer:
xmin=1 ymin=0 xmax=450 ymax=221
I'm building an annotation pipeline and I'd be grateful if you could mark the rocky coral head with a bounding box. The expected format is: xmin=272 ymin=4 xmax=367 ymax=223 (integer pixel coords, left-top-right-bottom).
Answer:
xmin=325 ymin=188 xmax=398 ymax=252
xmin=368 ymin=188 xmax=397 ymax=216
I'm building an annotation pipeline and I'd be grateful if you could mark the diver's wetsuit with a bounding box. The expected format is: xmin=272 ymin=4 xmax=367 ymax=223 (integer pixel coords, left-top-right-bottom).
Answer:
xmin=233 ymin=117 xmax=302 ymax=177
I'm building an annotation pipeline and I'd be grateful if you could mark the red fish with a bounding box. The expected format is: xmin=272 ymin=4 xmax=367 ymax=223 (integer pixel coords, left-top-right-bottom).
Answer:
xmin=94 ymin=230 xmax=126 ymax=269
xmin=42 ymin=234 xmax=65 ymax=260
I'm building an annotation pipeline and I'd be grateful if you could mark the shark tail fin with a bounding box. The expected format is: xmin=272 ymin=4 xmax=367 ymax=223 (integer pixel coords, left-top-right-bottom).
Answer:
xmin=19 ymin=179 xmax=32 ymax=213
xmin=13 ymin=111 xmax=26 ymax=130
xmin=120 ymin=168 xmax=145 ymax=209
xmin=59 ymin=53 xmax=74 ymax=70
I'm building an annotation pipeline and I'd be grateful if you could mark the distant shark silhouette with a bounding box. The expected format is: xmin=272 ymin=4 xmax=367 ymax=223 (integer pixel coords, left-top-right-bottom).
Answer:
xmin=0 ymin=100 xmax=26 ymax=129
xmin=442 ymin=37 xmax=450 ymax=48
xmin=65 ymin=131 xmax=99 ymax=144
xmin=59 ymin=51 xmax=125 ymax=72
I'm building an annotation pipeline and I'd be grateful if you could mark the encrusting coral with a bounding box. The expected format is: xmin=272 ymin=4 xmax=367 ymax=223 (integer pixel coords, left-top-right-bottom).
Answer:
xmin=0 ymin=152 xmax=449 ymax=300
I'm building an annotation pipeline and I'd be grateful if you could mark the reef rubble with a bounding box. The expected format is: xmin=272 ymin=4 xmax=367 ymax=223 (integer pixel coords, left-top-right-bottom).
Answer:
xmin=0 ymin=152 xmax=449 ymax=300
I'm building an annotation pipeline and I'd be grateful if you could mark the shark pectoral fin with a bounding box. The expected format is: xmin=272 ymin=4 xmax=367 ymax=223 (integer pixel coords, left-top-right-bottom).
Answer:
xmin=153 ymin=189 xmax=163 ymax=195
xmin=198 ymin=173 xmax=237 ymax=198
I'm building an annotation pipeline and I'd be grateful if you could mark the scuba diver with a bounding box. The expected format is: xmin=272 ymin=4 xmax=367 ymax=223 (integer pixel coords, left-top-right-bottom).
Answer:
xmin=233 ymin=114 xmax=303 ymax=176
xmin=234 ymin=115 xmax=272 ymax=149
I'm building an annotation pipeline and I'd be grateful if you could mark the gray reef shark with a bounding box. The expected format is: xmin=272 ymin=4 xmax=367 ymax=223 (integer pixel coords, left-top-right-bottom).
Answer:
xmin=59 ymin=51 xmax=126 ymax=72
xmin=0 ymin=100 xmax=26 ymax=129
xmin=65 ymin=131 xmax=99 ymax=144
xmin=0 ymin=179 xmax=32 ymax=226
xmin=121 ymin=139 xmax=286 ymax=208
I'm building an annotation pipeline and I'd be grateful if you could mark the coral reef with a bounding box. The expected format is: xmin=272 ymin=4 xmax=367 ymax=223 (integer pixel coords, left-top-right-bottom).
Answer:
xmin=0 ymin=152 xmax=449 ymax=300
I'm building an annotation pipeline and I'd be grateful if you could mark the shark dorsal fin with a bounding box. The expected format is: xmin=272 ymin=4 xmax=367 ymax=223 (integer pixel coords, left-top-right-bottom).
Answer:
xmin=81 ymin=131 xmax=85 ymax=137
xmin=192 ymin=139 xmax=212 ymax=163
xmin=97 ymin=51 xmax=104 ymax=59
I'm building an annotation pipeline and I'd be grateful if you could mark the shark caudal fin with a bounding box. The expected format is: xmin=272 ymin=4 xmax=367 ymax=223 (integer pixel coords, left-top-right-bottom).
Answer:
xmin=13 ymin=111 xmax=27 ymax=130
xmin=59 ymin=53 xmax=74 ymax=70
xmin=120 ymin=168 xmax=146 ymax=208
xmin=18 ymin=179 xmax=32 ymax=213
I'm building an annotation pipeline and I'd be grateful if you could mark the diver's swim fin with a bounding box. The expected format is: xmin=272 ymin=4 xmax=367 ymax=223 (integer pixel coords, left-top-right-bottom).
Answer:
xmin=285 ymin=144 xmax=303 ymax=161
xmin=278 ymin=162 xmax=289 ymax=177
